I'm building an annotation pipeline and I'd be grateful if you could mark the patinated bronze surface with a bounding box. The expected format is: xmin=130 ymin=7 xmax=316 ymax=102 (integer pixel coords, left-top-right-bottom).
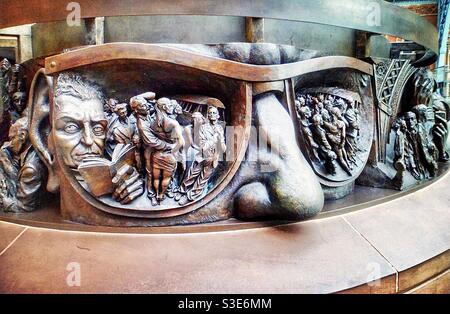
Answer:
xmin=0 ymin=0 xmax=438 ymax=55
xmin=0 ymin=117 xmax=45 ymax=212
xmin=0 ymin=1 xmax=448 ymax=297
xmin=358 ymin=60 xmax=449 ymax=190
xmin=1 ymin=59 xmax=28 ymax=143
xmin=288 ymin=69 xmax=375 ymax=199
xmin=294 ymin=85 xmax=372 ymax=183
xmin=0 ymin=43 xmax=448 ymax=226
xmin=0 ymin=59 xmax=45 ymax=213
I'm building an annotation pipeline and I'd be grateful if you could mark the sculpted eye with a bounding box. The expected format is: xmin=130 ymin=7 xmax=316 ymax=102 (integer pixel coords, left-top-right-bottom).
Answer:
xmin=64 ymin=123 xmax=79 ymax=134
xmin=92 ymin=124 xmax=105 ymax=136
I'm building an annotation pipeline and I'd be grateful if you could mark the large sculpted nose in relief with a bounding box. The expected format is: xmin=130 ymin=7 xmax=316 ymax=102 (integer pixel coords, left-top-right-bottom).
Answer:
xmin=231 ymin=92 xmax=324 ymax=220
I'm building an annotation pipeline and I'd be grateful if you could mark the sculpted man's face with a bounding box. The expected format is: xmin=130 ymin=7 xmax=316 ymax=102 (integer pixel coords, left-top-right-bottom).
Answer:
xmin=300 ymin=107 xmax=311 ymax=119
xmin=165 ymin=102 xmax=175 ymax=115
xmin=400 ymin=120 xmax=407 ymax=132
xmin=174 ymin=102 xmax=183 ymax=115
xmin=9 ymin=124 xmax=28 ymax=156
xmin=313 ymin=114 xmax=323 ymax=126
xmin=13 ymin=92 xmax=27 ymax=113
xmin=156 ymin=98 xmax=174 ymax=115
xmin=318 ymin=94 xmax=324 ymax=102
xmin=415 ymin=105 xmax=428 ymax=122
xmin=54 ymin=95 xmax=107 ymax=168
xmin=207 ymin=107 xmax=219 ymax=122
xmin=132 ymin=98 xmax=149 ymax=116
xmin=116 ymin=104 xmax=128 ymax=119
xmin=331 ymin=107 xmax=342 ymax=118
xmin=105 ymin=98 xmax=117 ymax=113
xmin=192 ymin=112 xmax=204 ymax=125
xmin=405 ymin=113 xmax=417 ymax=130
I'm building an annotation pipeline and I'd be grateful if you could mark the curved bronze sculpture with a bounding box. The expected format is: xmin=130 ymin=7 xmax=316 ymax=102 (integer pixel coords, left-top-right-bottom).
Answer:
xmin=28 ymin=43 xmax=330 ymax=225
xmin=0 ymin=1 xmax=447 ymax=227
xmin=0 ymin=1 xmax=449 ymax=295
xmin=0 ymin=0 xmax=438 ymax=54
xmin=0 ymin=40 xmax=447 ymax=226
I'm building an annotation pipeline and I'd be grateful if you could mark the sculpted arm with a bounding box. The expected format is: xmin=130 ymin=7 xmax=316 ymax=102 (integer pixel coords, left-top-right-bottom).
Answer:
xmin=199 ymin=126 xmax=214 ymax=155
xmin=171 ymin=122 xmax=185 ymax=153
xmin=130 ymin=92 xmax=156 ymax=106
xmin=136 ymin=117 xmax=173 ymax=151
xmin=217 ymin=126 xmax=226 ymax=153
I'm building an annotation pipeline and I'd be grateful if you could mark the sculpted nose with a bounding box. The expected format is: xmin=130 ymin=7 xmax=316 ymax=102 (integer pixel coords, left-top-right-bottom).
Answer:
xmin=81 ymin=122 xmax=94 ymax=147
xmin=234 ymin=93 xmax=324 ymax=220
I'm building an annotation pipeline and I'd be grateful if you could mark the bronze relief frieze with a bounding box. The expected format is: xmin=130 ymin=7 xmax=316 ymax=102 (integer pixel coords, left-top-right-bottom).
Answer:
xmin=4 ymin=43 xmax=446 ymax=227
xmin=29 ymin=54 xmax=252 ymax=223
xmin=358 ymin=60 xmax=450 ymax=191
xmin=290 ymin=70 xmax=375 ymax=199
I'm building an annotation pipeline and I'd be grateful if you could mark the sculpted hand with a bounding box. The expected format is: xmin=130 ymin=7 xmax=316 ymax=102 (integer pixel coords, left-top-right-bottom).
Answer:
xmin=0 ymin=179 xmax=16 ymax=211
xmin=0 ymin=59 xmax=11 ymax=74
xmin=111 ymin=164 xmax=144 ymax=205
xmin=0 ymin=179 xmax=8 ymax=204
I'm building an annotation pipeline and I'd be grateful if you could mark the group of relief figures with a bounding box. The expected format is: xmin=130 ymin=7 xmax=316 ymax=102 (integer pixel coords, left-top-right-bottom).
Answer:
xmin=0 ymin=58 xmax=45 ymax=213
xmin=0 ymin=61 xmax=448 ymax=215
xmin=0 ymin=70 xmax=227 ymax=213
xmin=0 ymin=58 xmax=28 ymax=137
xmin=391 ymin=69 xmax=450 ymax=187
xmin=295 ymin=92 xmax=362 ymax=176
xmin=101 ymin=92 xmax=226 ymax=207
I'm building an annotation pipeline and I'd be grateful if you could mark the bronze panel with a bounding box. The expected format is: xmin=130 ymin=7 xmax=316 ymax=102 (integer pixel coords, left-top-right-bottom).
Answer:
xmin=44 ymin=43 xmax=374 ymax=81
xmin=0 ymin=0 xmax=438 ymax=53
xmin=408 ymin=269 xmax=450 ymax=294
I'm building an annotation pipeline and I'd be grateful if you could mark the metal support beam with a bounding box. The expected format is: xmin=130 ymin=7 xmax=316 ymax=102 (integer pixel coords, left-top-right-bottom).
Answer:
xmin=245 ymin=17 xmax=264 ymax=43
xmin=84 ymin=17 xmax=105 ymax=45
xmin=0 ymin=0 xmax=439 ymax=54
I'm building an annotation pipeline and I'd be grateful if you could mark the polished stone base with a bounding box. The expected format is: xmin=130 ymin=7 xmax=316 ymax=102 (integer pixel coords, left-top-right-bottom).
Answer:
xmin=322 ymin=182 xmax=355 ymax=201
xmin=0 ymin=170 xmax=449 ymax=293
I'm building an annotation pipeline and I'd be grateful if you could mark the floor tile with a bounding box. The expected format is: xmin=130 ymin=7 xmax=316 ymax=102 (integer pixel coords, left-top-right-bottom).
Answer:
xmin=0 ymin=221 xmax=26 ymax=254
xmin=344 ymin=172 xmax=450 ymax=291
xmin=0 ymin=216 xmax=395 ymax=293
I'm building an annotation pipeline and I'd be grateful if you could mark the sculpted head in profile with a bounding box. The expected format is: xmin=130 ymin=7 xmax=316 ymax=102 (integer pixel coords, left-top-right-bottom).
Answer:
xmin=156 ymin=97 xmax=175 ymax=116
xmin=8 ymin=116 xmax=30 ymax=156
xmin=53 ymin=73 xmax=108 ymax=168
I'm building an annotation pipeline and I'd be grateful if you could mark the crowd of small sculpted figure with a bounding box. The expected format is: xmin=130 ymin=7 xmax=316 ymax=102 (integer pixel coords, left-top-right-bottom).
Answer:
xmin=392 ymin=106 xmax=438 ymax=185
xmin=0 ymin=70 xmax=226 ymax=212
xmin=0 ymin=58 xmax=45 ymax=212
xmin=0 ymin=59 xmax=28 ymax=133
xmin=391 ymin=68 xmax=449 ymax=187
xmin=103 ymin=92 xmax=226 ymax=207
xmin=295 ymin=92 xmax=361 ymax=176
xmin=0 ymin=60 xmax=447 ymax=215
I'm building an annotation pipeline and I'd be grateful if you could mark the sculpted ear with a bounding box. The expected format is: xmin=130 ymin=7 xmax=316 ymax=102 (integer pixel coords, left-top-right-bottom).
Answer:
xmin=28 ymin=68 xmax=59 ymax=192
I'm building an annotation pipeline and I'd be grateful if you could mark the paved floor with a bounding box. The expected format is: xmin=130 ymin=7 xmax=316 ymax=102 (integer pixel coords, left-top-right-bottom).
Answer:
xmin=0 ymin=172 xmax=449 ymax=293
